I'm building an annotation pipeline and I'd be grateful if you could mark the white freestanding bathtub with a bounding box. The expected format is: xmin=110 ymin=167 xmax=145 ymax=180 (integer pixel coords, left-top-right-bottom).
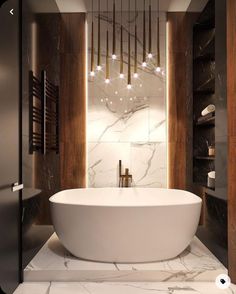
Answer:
xmin=49 ymin=188 xmax=202 ymax=263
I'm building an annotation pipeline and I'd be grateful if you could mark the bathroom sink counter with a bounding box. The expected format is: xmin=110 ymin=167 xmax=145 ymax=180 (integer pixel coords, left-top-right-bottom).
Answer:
xmin=24 ymin=233 xmax=226 ymax=282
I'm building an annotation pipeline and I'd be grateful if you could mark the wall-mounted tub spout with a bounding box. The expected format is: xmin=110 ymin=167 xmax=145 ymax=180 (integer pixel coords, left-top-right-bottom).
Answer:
xmin=119 ymin=160 xmax=132 ymax=187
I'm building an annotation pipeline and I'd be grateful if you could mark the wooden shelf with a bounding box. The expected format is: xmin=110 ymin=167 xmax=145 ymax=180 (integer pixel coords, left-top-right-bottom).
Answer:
xmin=194 ymin=19 xmax=215 ymax=31
xmin=194 ymin=89 xmax=215 ymax=95
xmin=194 ymin=182 xmax=215 ymax=192
xmin=194 ymin=156 xmax=215 ymax=160
xmin=195 ymin=116 xmax=215 ymax=126
xmin=194 ymin=53 xmax=215 ymax=62
xmin=205 ymin=187 xmax=216 ymax=196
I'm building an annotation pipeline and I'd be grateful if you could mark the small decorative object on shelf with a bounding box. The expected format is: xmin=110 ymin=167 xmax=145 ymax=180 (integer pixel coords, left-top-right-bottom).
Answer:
xmin=208 ymin=145 xmax=215 ymax=156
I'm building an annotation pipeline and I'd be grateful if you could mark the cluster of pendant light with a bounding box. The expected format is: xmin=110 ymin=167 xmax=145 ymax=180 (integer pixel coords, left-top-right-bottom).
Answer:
xmin=89 ymin=0 xmax=161 ymax=89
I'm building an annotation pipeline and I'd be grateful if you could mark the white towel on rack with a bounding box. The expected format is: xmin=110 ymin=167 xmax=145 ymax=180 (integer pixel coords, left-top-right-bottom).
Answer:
xmin=201 ymin=104 xmax=215 ymax=116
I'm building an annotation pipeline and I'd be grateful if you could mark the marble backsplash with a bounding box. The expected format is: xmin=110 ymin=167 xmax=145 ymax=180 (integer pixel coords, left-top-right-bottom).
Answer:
xmin=87 ymin=11 xmax=167 ymax=188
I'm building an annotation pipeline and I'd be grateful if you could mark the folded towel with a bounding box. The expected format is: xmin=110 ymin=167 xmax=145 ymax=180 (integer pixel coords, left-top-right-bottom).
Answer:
xmin=201 ymin=104 xmax=215 ymax=116
xmin=208 ymin=171 xmax=215 ymax=179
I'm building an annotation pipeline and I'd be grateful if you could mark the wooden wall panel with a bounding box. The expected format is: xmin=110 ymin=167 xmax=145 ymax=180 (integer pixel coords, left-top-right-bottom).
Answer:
xmin=227 ymin=0 xmax=236 ymax=283
xmin=167 ymin=13 xmax=198 ymax=190
xmin=60 ymin=14 xmax=86 ymax=189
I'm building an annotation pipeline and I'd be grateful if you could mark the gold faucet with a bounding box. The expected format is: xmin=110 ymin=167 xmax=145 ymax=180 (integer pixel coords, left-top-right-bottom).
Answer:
xmin=119 ymin=160 xmax=132 ymax=187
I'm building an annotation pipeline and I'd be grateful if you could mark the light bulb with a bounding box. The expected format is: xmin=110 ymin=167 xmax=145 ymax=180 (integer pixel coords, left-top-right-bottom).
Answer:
xmin=130 ymin=97 xmax=133 ymax=101
xmin=156 ymin=66 xmax=161 ymax=72
xmin=148 ymin=53 xmax=153 ymax=58
xmin=105 ymin=78 xmax=110 ymax=84
xmin=110 ymin=101 xmax=113 ymax=105
xmin=119 ymin=73 xmax=124 ymax=79
xmin=90 ymin=71 xmax=95 ymax=77
xmin=97 ymin=65 xmax=102 ymax=71
xmin=115 ymin=91 xmax=118 ymax=95
xmin=112 ymin=54 xmax=117 ymax=60
xmin=120 ymin=98 xmax=123 ymax=101
xmin=127 ymin=84 xmax=132 ymax=89
xmin=142 ymin=61 xmax=147 ymax=67
xmin=133 ymin=73 xmax=138 ymax=78
xmin=100 ymin=98 xmax=104 ymax=102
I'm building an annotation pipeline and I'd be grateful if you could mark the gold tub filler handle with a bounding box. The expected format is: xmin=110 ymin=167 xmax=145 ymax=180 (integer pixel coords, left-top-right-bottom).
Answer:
xmin=119 ymin=160 xmax=132 ymax=187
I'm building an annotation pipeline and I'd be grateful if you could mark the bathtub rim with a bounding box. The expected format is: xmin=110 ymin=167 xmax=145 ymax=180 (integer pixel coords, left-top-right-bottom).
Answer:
xmin=49 ymin=187 xmax=202 ymax=208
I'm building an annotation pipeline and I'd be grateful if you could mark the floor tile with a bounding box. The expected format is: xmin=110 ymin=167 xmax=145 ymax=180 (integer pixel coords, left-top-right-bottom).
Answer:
xmin=13 ymin=282 xmax=50 ymax=294
xmin=24 ymin=233 xmax=227 ymax=282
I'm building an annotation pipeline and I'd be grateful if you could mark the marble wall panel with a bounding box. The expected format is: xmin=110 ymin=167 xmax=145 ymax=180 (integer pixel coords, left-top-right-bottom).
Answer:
xmin=87 ymin=11 xmax=167 ymax=188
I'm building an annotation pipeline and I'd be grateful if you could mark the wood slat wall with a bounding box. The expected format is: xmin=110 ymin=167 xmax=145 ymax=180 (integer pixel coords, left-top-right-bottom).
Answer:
xmin=227 ymin=0 xmax=236 ymax=283
xmin=60 ymin=14 xmax=86 ymax=189
xmin=167 ymin=12 xmax=198 ymax=190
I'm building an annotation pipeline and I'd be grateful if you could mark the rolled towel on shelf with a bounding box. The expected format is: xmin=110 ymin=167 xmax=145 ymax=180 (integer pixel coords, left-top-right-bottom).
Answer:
xmin=207 ymin=171 xmax=215 ymax=189
xmin=201 ymin=104 xmax=215 ymax=116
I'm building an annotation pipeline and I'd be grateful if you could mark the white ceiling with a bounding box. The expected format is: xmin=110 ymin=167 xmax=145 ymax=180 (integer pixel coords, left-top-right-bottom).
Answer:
xmin=55 ymin=0 xmax=208 ymax=12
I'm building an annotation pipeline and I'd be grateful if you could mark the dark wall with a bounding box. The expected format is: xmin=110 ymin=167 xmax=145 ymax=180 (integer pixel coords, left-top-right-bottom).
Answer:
xmin=22 ymin=1 xmax=61 ymax=269
xmin=192 ymin=0 xmax=228 ymax=267
xmin=215 ymin=0 xmax=227 ymax=200
xmin=0 ymin=0 xmax=21 ymax=292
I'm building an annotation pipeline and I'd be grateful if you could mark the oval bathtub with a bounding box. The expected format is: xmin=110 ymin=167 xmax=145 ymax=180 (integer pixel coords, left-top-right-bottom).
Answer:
xmin=49 ymin=188 xmax=202 ymax=263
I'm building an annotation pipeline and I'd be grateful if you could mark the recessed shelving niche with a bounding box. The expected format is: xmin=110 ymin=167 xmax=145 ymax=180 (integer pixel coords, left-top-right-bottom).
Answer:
xmin=193 ymin=0 xmax=215 ymax=189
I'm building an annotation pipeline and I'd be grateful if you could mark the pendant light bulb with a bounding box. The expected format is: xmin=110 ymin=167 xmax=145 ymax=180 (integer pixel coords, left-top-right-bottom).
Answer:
xmin=142 ymin=61 xmax=147 ymax=67
xmin=105 ymin=78 xmax=110 ymax=84
xmin=90 ymin=71 xmax=95 ymax=77
xmin=148 ymin=53 xmax=153 ymax=58
xmin=156 ymin=66 xmax=161 ymax=72
xmin=97 ymin=65 xmax=102 ymax=71
xmin=112 ymin=54 xmax=117 ymax=60
xmin=133 ymin=73 xmax=139 ymax=78
xmin=120 ymin=73 xmax=124 ymax=79
xmin=127 ymin=84 xmax=132 ymax=89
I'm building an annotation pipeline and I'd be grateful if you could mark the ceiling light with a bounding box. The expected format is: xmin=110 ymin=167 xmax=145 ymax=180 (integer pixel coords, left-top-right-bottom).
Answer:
xmin=105 ymin=78 xmax=110 ymax=84
xmin=112 ymin=0 xmax=116 ymax=61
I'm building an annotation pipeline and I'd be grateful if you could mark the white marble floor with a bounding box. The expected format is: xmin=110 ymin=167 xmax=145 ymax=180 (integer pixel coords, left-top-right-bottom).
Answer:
xmin=14 ymin=282 xmax=236 ymax=294
xmin=24 ymin=233 xmax=226 ymax=282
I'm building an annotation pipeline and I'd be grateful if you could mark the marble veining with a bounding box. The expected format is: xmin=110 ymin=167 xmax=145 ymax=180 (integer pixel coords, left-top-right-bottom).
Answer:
xmin=14 ymin=282 xmax=236 ymax=294
xmin=24 ymin=233 xmax=226 ymax=282
xmin=87 ymin=11 xmax=167 ymax=188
